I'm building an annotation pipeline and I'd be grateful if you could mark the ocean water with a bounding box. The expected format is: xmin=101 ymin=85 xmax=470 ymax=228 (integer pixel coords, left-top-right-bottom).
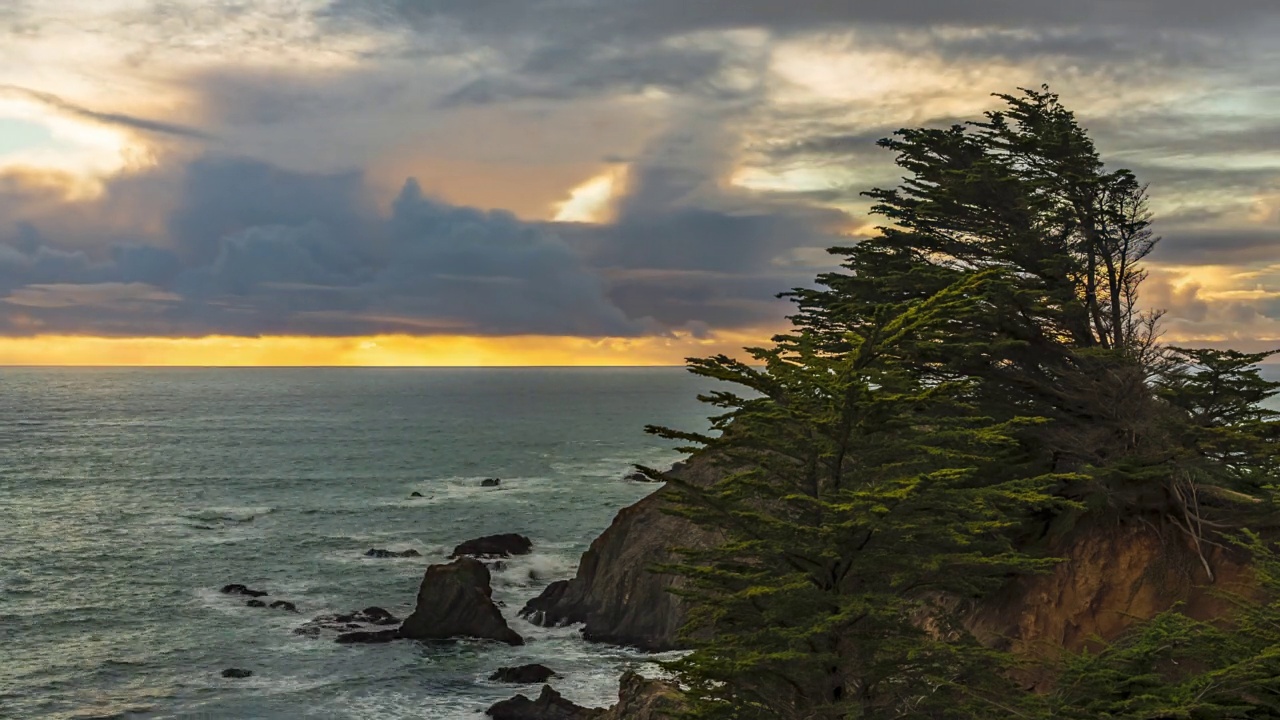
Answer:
xmin=0 ymin=368 xmax=714 ymax=720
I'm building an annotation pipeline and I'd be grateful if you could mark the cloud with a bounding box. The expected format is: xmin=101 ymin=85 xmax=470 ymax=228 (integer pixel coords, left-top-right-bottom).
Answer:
xmin=330 ymin=0 xmax=1279 ymax=40
xmin=0 ymin=85 xmax=214 ymax=140
xmin=0 ymin=156 xmax=653 ymax=337
xmin=1152 ymin=227 xmax=1280 ymax=266
xmin=0 ymin=0 xmax=1278 ymax=352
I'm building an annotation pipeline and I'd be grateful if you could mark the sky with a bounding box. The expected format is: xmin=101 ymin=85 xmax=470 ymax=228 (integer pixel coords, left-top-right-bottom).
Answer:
xmin=0 ymin=1 xmax=1278 ymax=366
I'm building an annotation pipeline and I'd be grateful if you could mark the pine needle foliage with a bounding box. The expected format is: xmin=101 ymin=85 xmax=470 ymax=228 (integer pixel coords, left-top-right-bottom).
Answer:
xmin=647 ymin=272 xmax=1072 ymax=719
xmin=644 ymin=86 xmax=1280 ymax=719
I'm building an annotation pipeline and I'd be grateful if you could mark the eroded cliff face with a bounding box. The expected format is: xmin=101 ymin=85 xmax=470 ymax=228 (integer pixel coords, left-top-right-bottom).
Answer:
xmin=519 ymin=457 xmax=722 ymax=651
xmin=528 ymin=455 xmax=1256 ymax=658
xmin=966 ymin=517 xmax=1252 ymax=657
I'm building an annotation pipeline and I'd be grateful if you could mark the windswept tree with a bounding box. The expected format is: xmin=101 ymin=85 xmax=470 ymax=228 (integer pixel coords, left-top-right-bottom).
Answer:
xmin=648 ymin=273 xmax=1068 ymax=719
xmin=650 ymin=87 xmax=1280 ymax=719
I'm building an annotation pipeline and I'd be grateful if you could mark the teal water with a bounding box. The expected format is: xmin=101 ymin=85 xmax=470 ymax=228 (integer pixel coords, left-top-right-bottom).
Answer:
xmin=0 ymin=368 xmax=712 ymax=719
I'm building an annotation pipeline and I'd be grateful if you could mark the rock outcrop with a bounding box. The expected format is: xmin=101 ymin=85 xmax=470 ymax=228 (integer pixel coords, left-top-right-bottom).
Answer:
xmin=451 ymin=534 xmax=533 ymax=559
xmin=965 ymin=517 xmax=1252 ymax=657
xmin=599 ymin=672 xmax=685 ymax=720
xmin=401 ymin=557 xmax=523 ymax=645
xmin=486 ymin=685 xmax=604 ymax=720
xmin=519 ymin=457 xmax=721 ymax=651
xmin=365 ymin=548 xmax=421 ymax=558
xmin=482 ymin=478 xmax=502 ymax=487
xmin=294 ymin=606 xmax=400 ymax=637
xmin=220 ymin=668 xmax=253 ymax=679
xmin=220 ymin=583 xmax=268 ymax=597
xmin=490 ymin=664 xmax=558 ymax=684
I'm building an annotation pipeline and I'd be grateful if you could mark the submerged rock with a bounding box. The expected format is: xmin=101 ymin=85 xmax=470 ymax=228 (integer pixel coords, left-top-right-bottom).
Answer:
xmin=220 ymin=668 xmax=253 ymax=679
xmin=294 ymin=606 xmax=401 ymax=637
xmin=482 ymin=478 xmax=502 ymax=487
xmin=400 ymin=557 xmax=523 ymax=645
xmin=450 ymin=533 xmax=533 ymax=559
xmin=220 ymin=583 xmax=268 ymax=598
xmin=489 ymin=664 xmax=558 ymax=684
xmin=269 ymin=600 xmax=299 ymax=613
xmin=486 ymin=685 xmax=603 ymax=719
xmin=335 ymin=628 xmax=401 ymax=644
xmin=622 ymin=471 xmax=656 ymax=483
xmin=410 ymin=491 xmax=424 ymax=497
xmin=350 ymin=606 xmax=399 ymax=625
xmin=365 ymin=548 xmax=422 ymax=558
xmin=245 ymin=599 xmax=266 ymax=608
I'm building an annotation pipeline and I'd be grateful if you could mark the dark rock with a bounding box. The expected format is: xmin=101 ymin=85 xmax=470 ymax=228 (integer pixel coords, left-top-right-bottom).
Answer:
xmin=450 ymin=533 xmax=533 ymax=559
xmin=519 ymin=456 xmax=721 ymax=651
xmin=221 ymin=668 xmax=253 ymax=679
xmin=336 ymin=628 xmax=401 ymax=644
xmin=220 ymin=583 xmax=268 ymax=597
xmin=356 ymin=606 xmax=400 ymax=625
xmin=489 ymin=664 xmax=558 ymax=684
xmin=410 ymin=491 xmax=424 ymax=497
xmin=269 ymin=600 xmax=299 ymax=613
xmin=481 ymin=477 xmax=502 ymax=487
xmin=400 ymin=557 xmax=523 ymax=645
xmin=245 ymin=599 xmax=266 ymax=608
xmin=294 ymin=607 xmax=401 ymax=637
xmin=365 ymin=548 xmax=422 ymax=558
xmin=623 ymin=471 xmax=656 ymax=482
xmin=486 ymin=685 xmax=603 ymax=719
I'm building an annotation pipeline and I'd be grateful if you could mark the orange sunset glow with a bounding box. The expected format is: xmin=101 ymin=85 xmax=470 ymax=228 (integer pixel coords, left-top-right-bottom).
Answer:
xmin=0 ymin=331 xmax=774 ymax=367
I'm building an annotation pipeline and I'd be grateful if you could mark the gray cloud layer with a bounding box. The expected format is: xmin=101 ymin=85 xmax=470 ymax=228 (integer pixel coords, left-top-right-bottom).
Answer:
xmin=0 ymin=0 xmax=1277 ymax=343
xmin=0 ymin=150 xmax=835 ymax=337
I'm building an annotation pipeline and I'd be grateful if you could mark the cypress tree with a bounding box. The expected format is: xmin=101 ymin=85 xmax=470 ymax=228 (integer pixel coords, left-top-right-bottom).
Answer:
xmin=650 ymin=86 xmax=1280 ymax=719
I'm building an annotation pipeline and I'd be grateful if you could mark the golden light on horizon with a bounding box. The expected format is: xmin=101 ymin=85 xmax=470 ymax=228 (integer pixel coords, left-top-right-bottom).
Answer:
xmin=0 ymin=331 xmax=774 ymax=367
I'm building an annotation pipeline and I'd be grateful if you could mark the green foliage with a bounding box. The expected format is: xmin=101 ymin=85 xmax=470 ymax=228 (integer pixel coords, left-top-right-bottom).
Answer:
xmin=650 ymin=86 xmax=1280 ymax=720
xmin=649 ymin=272 xmax=1073 ymax=719
xmin=1156 ymin=348 xmax=1280 ymax=497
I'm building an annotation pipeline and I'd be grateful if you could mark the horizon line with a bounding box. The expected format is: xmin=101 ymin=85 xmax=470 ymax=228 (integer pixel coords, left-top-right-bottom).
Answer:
xmin=0 ymin=364 xmax=692 ymax=369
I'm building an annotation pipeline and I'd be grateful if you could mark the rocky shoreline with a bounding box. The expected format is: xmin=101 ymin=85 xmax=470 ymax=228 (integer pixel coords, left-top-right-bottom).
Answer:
xmin=209 ymin=450 xmax=1263 ymax=716
xmin=216 ymin=471 xmax=696 ymax=717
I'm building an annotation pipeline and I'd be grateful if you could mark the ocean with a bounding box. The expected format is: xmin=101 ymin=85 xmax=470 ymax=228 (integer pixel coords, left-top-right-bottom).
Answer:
xmin=0 ymin=368 xmax=714 ymax=720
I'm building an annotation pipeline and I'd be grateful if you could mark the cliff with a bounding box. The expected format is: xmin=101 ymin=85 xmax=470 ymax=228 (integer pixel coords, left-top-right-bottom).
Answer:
xmin=966 ymin=516 xmax=1252 ymax=657
xmin=525 ymin=455 xmax=1258 ymax=658
xmin=519 ymin=457 xmax=721 ymax=651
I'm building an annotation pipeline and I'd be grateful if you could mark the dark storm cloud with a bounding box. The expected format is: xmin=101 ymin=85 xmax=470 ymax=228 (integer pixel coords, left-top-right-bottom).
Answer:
xmin=165 ymin=157 xmax=377 ymax=264
xmin=323 ymin=0 xmax=1278 ymax=118
xmin=0 ymin=85 xmax=214 ymax=140
xmin=0 ymin=157 xmax=642 ymax=337
xmin=1150 ymin=228 xmax=1280 ymax=267
xmin=443 ymin=41 xmax=740 ymax=106
xmin=329 ymin=0 xmax=1277 ymax=39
